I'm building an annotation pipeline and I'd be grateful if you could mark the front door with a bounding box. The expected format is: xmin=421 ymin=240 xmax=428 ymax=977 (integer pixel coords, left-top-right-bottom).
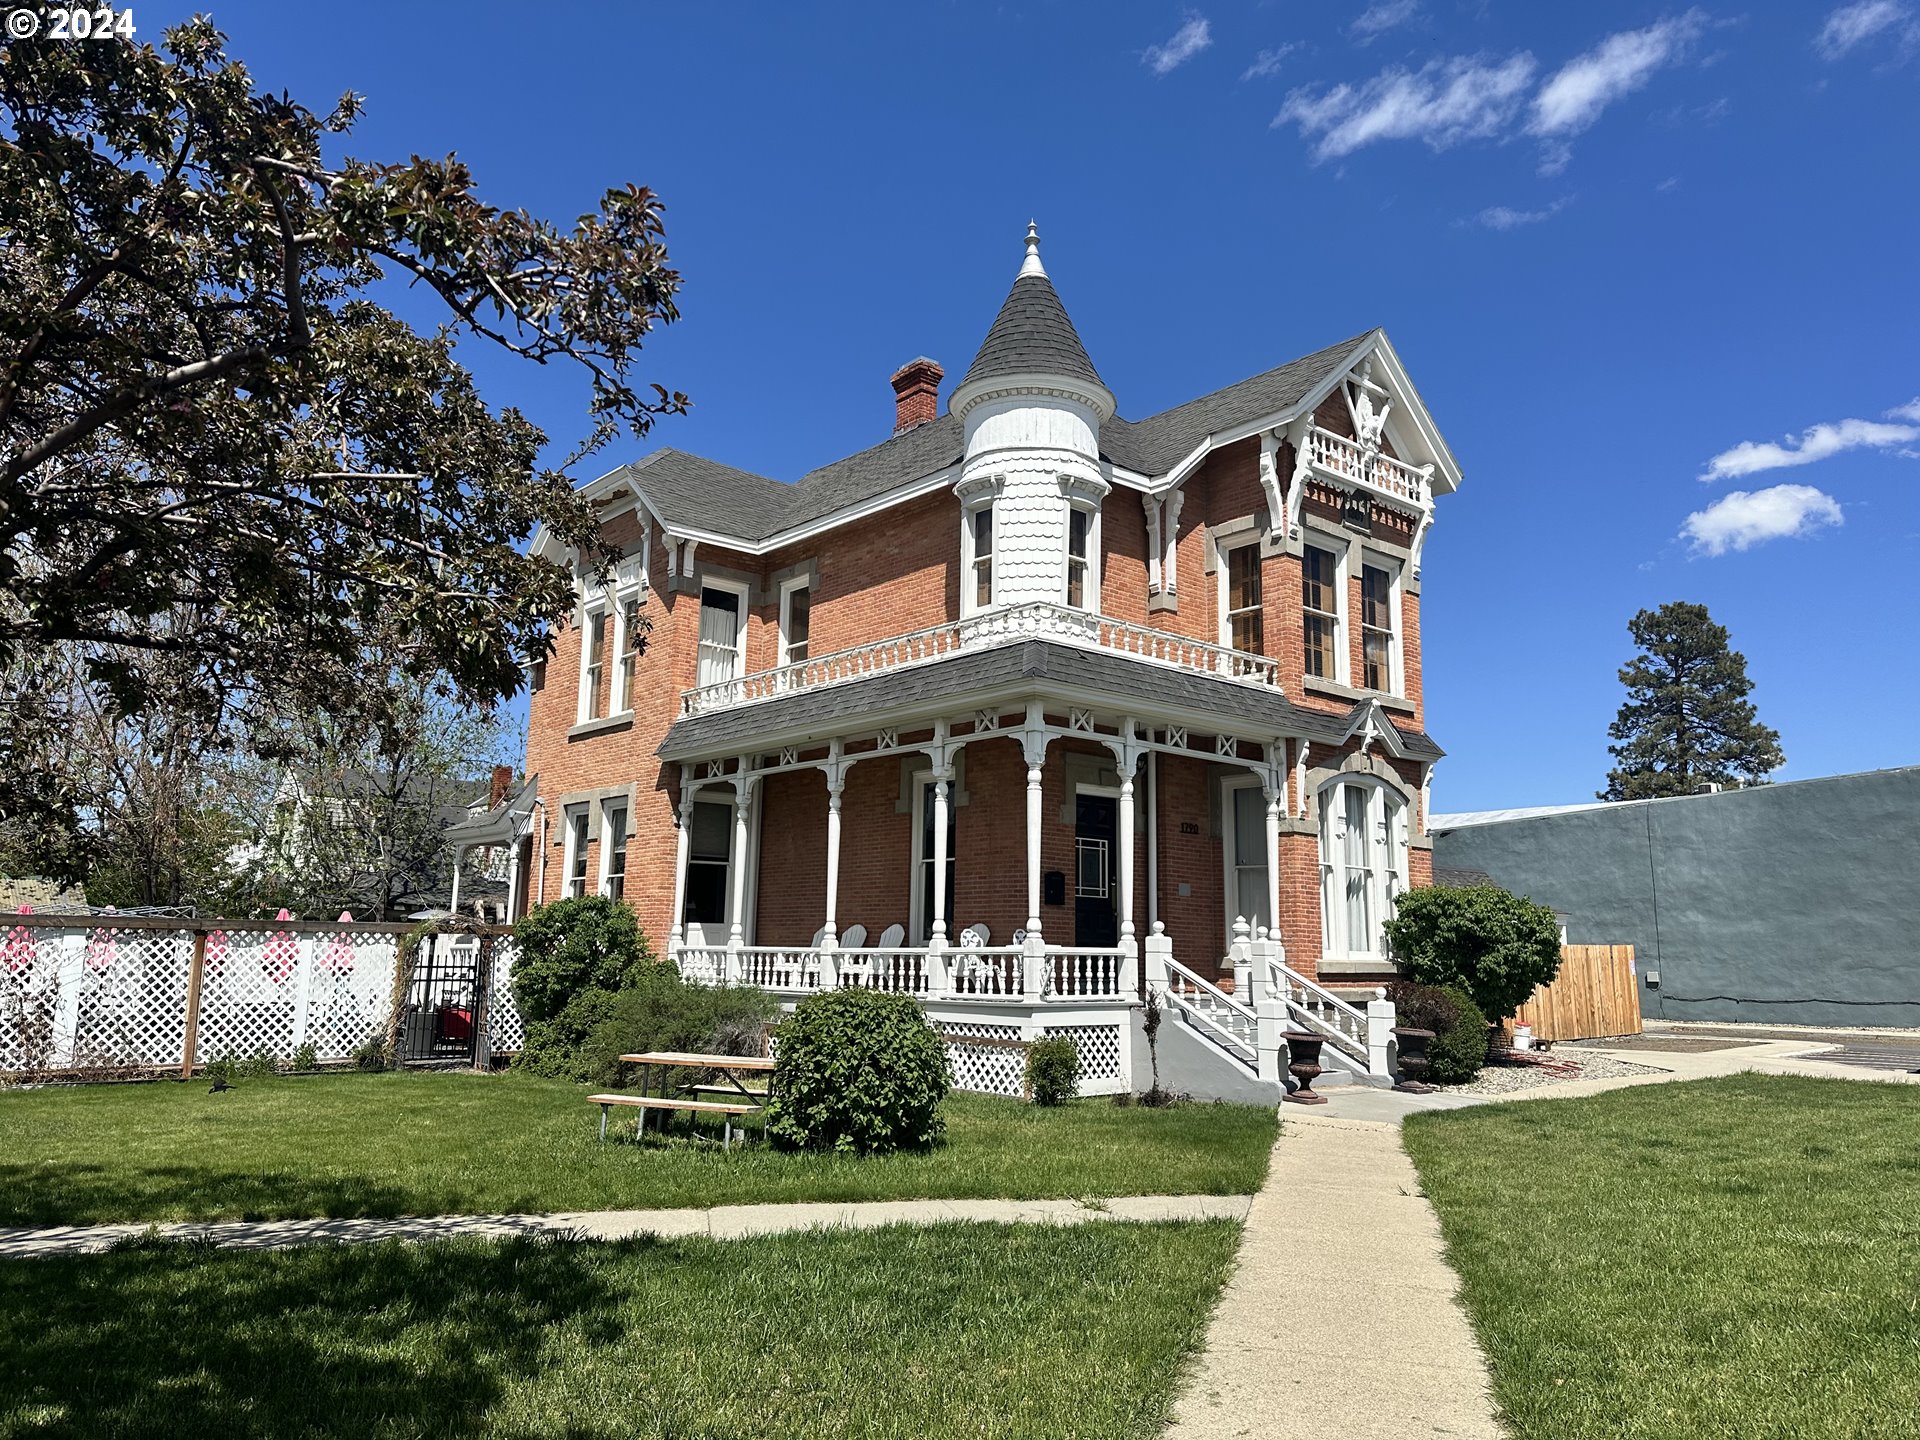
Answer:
xmin=1074 ymin=792 xmax=1119 ymax=947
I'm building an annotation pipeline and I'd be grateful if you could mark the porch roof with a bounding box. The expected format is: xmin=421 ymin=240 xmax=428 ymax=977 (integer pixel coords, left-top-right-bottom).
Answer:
xmin=656 ymin=640 xmax=1443 ymax=762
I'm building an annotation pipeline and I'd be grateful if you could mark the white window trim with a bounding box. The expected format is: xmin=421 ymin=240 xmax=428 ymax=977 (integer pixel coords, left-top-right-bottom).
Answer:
xmin=562 ymin=804 xmax=591 ymax=900
xmin=597 ymin=799 xmax=628 ymax=899
xmin=777 ymin=575 xmax=811 ymax=669
xmin=1358 ymin=551 xmax=1404 ymax=697
xmin=1214 ymin=535 xmax=1264 ymax=655
xmin=1063 ymin=499 xmax=1102 ymax=614
xmin=1316 ymin=776 xmax=1409 ymax=961
xmin=1220 ymin=774 xmax=1271 ymax=937
xmin=1300 ymin=531 xmax=1350 ymax=687
xmin=696 ymin=576 xmax=751 ymax=685
xmin=576 ymin=594 xmax=610 ymax=723
xmin=960 ymin=497 xmax=996 ymax=618
xmin=682 ymin=796 xmax=735 ymax=938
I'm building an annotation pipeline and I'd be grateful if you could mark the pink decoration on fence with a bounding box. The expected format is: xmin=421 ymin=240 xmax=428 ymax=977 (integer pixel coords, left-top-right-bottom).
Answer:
xmin=85 ymin=927 xmax=118 ymax=973
xmin=265 ymin=923 xmax=299 ymax=984
xmin=2 ymin=920 xmax=34 ymax=976
xmin=321 ymin=913 xmax=354 ymax=974
xmin=204 ymin=930 xmax=228 ymax=975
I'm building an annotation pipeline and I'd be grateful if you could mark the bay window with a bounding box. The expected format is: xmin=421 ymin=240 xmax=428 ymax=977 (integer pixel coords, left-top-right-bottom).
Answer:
xmin=1318 ymin=776 xmax=1408 ymax=960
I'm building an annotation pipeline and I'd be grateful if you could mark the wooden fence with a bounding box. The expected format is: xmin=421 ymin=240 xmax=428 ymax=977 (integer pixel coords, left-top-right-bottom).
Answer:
xmin=1512 ymin=944 xmax=1642 ymax=1043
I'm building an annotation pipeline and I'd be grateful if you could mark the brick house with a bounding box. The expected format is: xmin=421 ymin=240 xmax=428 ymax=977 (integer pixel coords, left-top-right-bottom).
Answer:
xmin=496 ymin=227 xmax=1460 ymax=1095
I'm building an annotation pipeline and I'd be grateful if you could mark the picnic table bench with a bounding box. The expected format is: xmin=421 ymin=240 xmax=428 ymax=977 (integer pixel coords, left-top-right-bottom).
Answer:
xmin=587 ymin=1050 xmax=774 ymax=1151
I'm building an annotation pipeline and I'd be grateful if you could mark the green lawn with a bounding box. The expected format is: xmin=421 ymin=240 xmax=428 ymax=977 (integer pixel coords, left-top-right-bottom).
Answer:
xmin=0 ymin=1219 xmax=1240 ymax=1439
xmin=0 ymin=1072 xmax=1275 ymax=1226
xmin=1403 ymin=1074 xmax=1920 ymax=1440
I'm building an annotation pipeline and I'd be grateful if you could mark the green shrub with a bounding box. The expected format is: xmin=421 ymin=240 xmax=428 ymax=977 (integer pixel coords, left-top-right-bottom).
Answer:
xmin=1383 ymin=884 xmax=1563 ymax=1022
xmin=1025 ymin=1035 xmax=1081 ymax=1106
xmin=352 ymin=1032 xmax=389 ymax=1072
xmin=1385 ymin=980 xmax=1490 ymax=1084
xmin=291 ymin=1042 xmax=318 ymax=1072
xmin=764 ymin=989 xmax=950 ymax=1155
xmin=238 ymin=1048 xmax=278 ymax=1080
xmin=202 ymin=1053 xmax=237 ymax=1085
xmin=510 ymin=896 xmax=652 ymax=1024
xmin=513 ymin=962 xmax=774 ymax=1085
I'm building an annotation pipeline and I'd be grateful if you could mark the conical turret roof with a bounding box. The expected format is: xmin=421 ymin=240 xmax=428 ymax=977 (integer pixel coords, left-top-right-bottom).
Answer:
xmin=958 ymin=223 xmax=1106 ymax=393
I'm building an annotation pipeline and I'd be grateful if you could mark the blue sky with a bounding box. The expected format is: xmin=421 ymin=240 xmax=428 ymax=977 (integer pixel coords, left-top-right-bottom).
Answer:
xmin=215 ymin=1 xmax=1920 ymax=810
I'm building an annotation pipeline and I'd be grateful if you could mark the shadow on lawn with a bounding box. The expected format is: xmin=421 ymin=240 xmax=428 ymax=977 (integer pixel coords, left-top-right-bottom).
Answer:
xmin=0 ymin=1163 xmax=429 ymax=1228
xmin=0 ymin=1234 xmax=636 ymax=1438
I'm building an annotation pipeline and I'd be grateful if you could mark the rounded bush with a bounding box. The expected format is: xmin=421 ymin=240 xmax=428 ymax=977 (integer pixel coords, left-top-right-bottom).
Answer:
xmin=510 ymin=896 xmax=651 ymax=1024
xmin=763 ymin=989 xmax=950 ymax=1155
xmin=1385 ymin=980 xmax=1490 ymax=1085
xmin=1025 ymin=1035 xmax=1081 ymax=1106
xmin=1383 ymin=884 xmax=1563 ymax=1023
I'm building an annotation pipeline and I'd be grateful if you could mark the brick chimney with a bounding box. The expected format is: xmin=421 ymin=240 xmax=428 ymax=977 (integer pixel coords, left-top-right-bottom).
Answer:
xmin=889 ymin=357 xmax=943 ymax=434
xmin=490 ymin=764 xmax=514 ymax=808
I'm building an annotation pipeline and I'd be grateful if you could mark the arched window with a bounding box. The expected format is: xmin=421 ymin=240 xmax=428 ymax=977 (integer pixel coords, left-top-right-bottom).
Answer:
xmin=1317 ymin=776 xmax=1409 ymax=959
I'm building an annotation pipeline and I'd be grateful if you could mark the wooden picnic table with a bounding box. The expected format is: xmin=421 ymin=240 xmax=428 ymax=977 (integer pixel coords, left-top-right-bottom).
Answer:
xmin=592 ymin=1051 xmax=775 ymax=1149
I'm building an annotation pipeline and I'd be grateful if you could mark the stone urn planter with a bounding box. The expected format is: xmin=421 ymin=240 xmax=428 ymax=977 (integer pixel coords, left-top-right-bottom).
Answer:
xmin=1281 ymin=1029 xmax=1328 ymax=1105
xmin=1391 ymin=1027 xmax=1438 ymax=1094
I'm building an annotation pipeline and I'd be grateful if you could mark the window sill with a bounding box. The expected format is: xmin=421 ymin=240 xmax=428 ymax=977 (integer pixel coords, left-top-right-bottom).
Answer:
xmin=1302 ymin=676 xmax=1414 ymax=714
xmin=567 ymin=712 xmax=635 ymax=741
xmin=1319 ymin=956 xmax=1399 ymax=977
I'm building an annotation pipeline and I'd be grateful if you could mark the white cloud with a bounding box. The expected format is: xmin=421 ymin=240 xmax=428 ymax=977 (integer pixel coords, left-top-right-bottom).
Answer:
xmin=1351 ymin=0 xmax=1420 ymax=42
xmin=1473 ymin=195 xmax=1572 ymax=229
xmin=1702 ymin=409 xmax=1920 ymax=480
xmin=1242 ymin=44 xmax=1300 ymax=81
xmin=1682 ymin=485 xmax=1844 ymax=555
xmin=1273 ymin=53 xmax=1537 ymax=161
xmin=1528 ymin=11 xmax=1709 ymax=139
xmin=1144 ymin=14 xmax=1213 ymax=76
xmin=1815 ymin=0 xmax=1912 ymax=58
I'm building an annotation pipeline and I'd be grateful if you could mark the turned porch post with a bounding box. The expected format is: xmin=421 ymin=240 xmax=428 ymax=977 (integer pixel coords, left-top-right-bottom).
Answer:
xmin=930 ymin=765 xmax=952 ymax=948
xmin=1021 ymin=724 xmax=1050 ymax=944
xmin=820 ymin=752 xmax=846 ymax=988
xmin=667 ymin=774 xmax=696 ymax=960
xmin=726 ymin=773 xmax=757 ymax=980
xmin=1264 ymin=761 xmax=1285 ymax=945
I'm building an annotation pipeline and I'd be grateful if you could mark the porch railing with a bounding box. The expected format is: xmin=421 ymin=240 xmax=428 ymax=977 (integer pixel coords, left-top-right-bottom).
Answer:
xmin=1305 ymin=424 xmax=1433 ymax=511
xmin=679 ymin=601 xmax=1281 ymax=717
xmin=673 ymin=941 xmax=1132 ymax=1005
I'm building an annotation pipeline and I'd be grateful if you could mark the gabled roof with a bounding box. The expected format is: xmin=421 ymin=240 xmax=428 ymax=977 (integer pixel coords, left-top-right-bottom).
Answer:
xmin=959 ymin=270 xmax=1106 ymax=392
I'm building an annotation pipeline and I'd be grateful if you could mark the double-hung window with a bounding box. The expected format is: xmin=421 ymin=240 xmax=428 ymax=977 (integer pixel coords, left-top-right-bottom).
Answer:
xmin=779 ymin=581 xmax=811 ymax=668
xmin=579 ymin=607 xmax=609 ymax=721
xmin=1317 ymin=778 xmax=1408 ymax=959
xmin=563 ymin=806 xmax=591 ymax=899
xmin=1065 ymin=506 xmax=1093 ymax=609
xmin=683 ymin=800 xmax=732 ymax=925
xmin=1301 ymin=543 xmax=1342 ymax=682
xmin=1225 ymin=780 xmax=1272 ymax=935
xmin=616 ymin=598 xmax=643 ymax=712
xmin=1361 ymin=559 xmax=1398 ymax=694
xmin=696 ymin=585 xmax=744 ymax=688
xmin=970 ymin=507 xmax=994 ymax=610
xmin=1224 ymin=544 xmax=1264 ymax=654
xmin=599 ymin=801 xmax=628 ymax=900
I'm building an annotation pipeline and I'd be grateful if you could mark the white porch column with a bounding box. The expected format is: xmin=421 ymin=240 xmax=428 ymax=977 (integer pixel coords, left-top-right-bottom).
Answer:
xmin=448 ymin=847 xmax=464 ymax=916
xmin=930 ymin=765 xmax=952 ymax=948
xmin=1021 ymin=727 xmax=1050 ymax=944
xmin=820 ymin=756 xmax=845 ymax=989
xmin=1146 ymin=749 xmax=1159 ymax=929
xmin=1116 ymin=768 xmax=1137 ymax=947
xmin=505 ymin=836 xmax=523 ymax=923
xmin=726 ymin=773 xmax=757 ymax=983
xmin=667 ymin=783 xmax=696 ymax=961
xmin=1264 ymin=773 xmax=1284 ymax=947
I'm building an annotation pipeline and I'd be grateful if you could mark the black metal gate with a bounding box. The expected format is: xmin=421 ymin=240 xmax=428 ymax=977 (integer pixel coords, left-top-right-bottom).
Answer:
xmin=399 ymin=935 xmax=485 ymax=1065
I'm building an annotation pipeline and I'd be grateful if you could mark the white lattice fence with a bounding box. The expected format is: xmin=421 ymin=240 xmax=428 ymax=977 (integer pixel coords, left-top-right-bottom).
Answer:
xmin=1043 ymin=1021 xmax=1129 ymax=1095
xmin=70 ymin=926 xmax=195 ymax=1070
xmin=487 ymin=938 xmax=525 ymax=1054
xmin=935 ymin=1021 xmax=1029 ymax=1098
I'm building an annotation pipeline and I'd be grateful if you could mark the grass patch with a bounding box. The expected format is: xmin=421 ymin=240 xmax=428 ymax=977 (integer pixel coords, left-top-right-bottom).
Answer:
xmin=1403 ymin=1074 xmax=1920 ymax=1440
xmin=0 ymin=1219 xmax=1240 ymax=1439
xmin=0 ymin=1072 xmax=1275 ymax=1225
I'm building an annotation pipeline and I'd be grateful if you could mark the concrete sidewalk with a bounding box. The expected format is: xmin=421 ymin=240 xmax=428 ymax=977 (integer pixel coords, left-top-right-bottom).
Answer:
xmin=1164 ymin=1114 xmax=1502 ymax=1439
xmin=0 ymin=1191 xmax=1252 ymax=1260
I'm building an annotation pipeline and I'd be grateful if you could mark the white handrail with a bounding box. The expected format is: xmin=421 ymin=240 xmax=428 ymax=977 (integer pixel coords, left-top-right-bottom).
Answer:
xmin=1269 ymin=957 xmax=1369 ymax=1059
xmin=679 ymin=600 xmax=1283 ymax=716
xmin=1306 ymin=425 xmax=1433 ymax=510
xmin=1159 ymin=955 xmax=1257 ymax=1066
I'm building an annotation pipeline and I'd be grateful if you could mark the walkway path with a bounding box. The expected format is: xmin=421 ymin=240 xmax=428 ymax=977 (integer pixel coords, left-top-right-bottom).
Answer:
xmin=0 ymin=1192 xmax=1252 ymax=1260
xmin=1163 ymin=1112 xmax=1503 ymax=1439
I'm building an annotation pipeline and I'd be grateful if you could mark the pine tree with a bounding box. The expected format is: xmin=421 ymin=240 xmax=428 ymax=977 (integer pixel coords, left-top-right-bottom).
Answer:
xmin=1601 ymin=602 xmax=1784 ymax=801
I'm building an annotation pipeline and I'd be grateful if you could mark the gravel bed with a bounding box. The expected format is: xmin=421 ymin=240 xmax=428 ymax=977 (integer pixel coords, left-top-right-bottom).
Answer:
xmin=1431 ymin=1050 xmax=1668 ymax=1096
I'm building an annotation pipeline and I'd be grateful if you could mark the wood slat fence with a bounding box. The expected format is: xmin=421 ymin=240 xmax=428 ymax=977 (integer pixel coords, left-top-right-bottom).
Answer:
xmin=1512 ymin=943 xmax=1642 ymax=1043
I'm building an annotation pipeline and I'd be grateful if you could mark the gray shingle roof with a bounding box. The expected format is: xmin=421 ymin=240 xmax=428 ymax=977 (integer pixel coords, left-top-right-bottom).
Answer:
xmin=658 ymin=639 xmax=1443 ymax=762
xmin=958 ymin=273 xmax=1106 ymax=391
xmin=619 ymin=329 xmax=1374 ymax=545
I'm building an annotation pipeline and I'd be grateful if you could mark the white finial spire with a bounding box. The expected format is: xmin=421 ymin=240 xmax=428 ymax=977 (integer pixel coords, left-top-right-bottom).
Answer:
xmin=1019 ymin=219 xmax=1046 ymax=278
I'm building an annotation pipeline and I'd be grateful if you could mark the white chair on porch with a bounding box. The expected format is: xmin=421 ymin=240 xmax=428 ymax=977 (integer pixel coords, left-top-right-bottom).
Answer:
xmin=953 ymin=923 xmax=989 ymax=993
xmin=835 ymin=923 xmax=870 ymax=987
xmin=872 ymin=923 xmax=907 ymax=991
